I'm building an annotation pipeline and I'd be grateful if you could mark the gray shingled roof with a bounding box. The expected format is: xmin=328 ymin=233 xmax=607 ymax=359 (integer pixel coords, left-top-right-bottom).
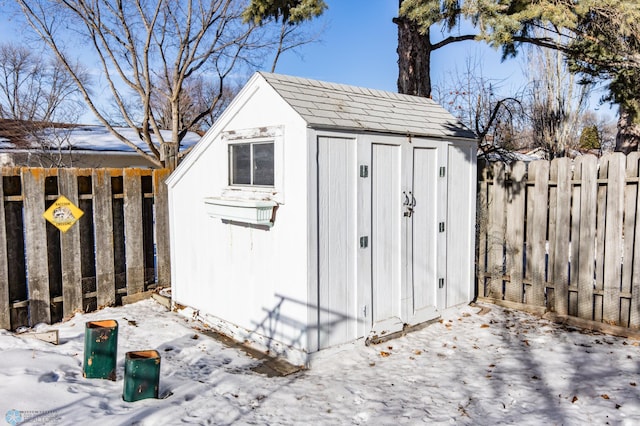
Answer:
xmin=259 ymin=72 xmax=476 ymax=140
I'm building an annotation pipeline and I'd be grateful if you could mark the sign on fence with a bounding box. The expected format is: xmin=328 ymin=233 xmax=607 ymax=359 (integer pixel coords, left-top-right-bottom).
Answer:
xmin=42 ymin=195 xmax=84 ymax=233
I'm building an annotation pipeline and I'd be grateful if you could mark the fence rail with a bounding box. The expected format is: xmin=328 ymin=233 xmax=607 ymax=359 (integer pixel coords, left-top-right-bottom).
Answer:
xmin=0 ymin=167 xmax=171 ymax=330
xmin=477 ymin=152 xmax=640 ymax=328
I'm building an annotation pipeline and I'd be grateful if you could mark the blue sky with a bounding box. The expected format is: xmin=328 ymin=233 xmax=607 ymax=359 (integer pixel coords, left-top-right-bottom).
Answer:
xmin=0 ymin=0 xmax=540 ymax=97
xmin=273 ymin=0 xmax=400 ymax=91
xmin=273 ymin=0 xmax=610 ymax=120
xmin=0 ymin=0 xmax=608 ymax=121
xmin=273 ymin=0 xmax=523 ymax=93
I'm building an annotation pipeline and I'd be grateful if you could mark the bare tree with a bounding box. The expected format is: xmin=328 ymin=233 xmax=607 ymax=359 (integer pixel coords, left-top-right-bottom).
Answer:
xmin=0 ymin=42 xmax=85 ymax=123
xmin=16 ymin=0 xmax=322 ymax=169
xmin=522 ymin=31 xmax=592 ymax=159
xmin=433 ymin=56 xmax=523 ymax=155
xmin=0 ymin=42 xmax=87 ymax=167
xmin=269 ymin=18 xmax=323 ymax=73
xmin=150 ymin=74 xmax=236 ymax=133
xmin=29 ymin=124 xmax=78 ymax=167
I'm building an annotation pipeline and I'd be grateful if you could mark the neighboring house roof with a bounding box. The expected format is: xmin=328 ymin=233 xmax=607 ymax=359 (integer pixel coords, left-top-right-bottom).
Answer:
xmin=479 ymin=148 xmax=542 ymax=163
xmin=258 ymin=72 xmax=476 ymax=139
xmin=0 ymin=119 xmax=201 ymax=154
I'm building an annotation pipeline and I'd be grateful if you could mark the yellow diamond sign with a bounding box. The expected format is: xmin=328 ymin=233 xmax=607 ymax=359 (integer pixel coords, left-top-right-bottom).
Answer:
xmin=43 ymin=195 xmax=84 ymax=233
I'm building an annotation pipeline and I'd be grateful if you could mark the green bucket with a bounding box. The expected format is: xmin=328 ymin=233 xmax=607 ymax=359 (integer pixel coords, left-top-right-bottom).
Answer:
xmin=83 ymin=320 xmax=118 ymax=380
xmin=123 ymin=350 xmax=161 ymax=402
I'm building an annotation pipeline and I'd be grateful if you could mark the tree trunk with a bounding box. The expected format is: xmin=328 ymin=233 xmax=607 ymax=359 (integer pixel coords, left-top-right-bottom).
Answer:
xmin=615 ymin=105 xmax=640 ymax=154
xmin=394 ymin=1 xmax=432 ymax=97
xmin=165 ymin=98 xmax=181 ymax=171
xmin=162 ymin=143 xmax=178 ymax=171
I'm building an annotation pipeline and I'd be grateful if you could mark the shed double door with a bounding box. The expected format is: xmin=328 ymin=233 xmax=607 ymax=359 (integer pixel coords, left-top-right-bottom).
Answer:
xmin=367 ymin=138 xmax=445 ymax=337
xmin=316 ymin=136 xmax=445 ymax=349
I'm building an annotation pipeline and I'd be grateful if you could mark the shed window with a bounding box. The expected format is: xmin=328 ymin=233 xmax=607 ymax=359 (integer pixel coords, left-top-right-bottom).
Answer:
xmin=229 ymin=142 xmax=274 ymax=186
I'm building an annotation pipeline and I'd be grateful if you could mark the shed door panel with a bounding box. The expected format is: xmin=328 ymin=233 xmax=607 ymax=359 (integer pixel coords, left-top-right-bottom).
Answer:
xmin=411 ymin=147 xmax=438 ymax=318
xmin=371 ymin=143 xmax=402 ymax=325
xmin=318 ymin=137 xmax=357 ymax=349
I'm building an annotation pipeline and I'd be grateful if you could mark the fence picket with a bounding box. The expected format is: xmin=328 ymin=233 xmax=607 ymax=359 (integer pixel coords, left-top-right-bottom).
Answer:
xmin=22 ymin=168 xmax=52 ymax=325
xmin=593 ymin=157 xmax=609 ymax=322
xmin=59 ymin=168 xmax=84 ymax=317
xmin=569 ymin=158 xmax=582 ymax=316
xmin=0 ymin=170 xmax=9 ymax=329
xmin=603 ymin=154 xmax=625 ymax=325
xmin=124 ymin=169 xmax=145 ymax=294
xmin=93 ymin=169 xmax=116 ymax=308
xmin=505 ymin=161 xmax=526 ymax=303
xmin=623 ymin=153 xmax=640 ymax=326
xmin=488 ymin=162 xmax=506 ymax=299
xmin=577 ymin=156 xmax=597 ymax=320
xmin=476 ymin=160 xmax=488 ymax=297
xmin=548 ymin=160 xmax=558 ymax=293
xmin=552 ymin=158 xmax=571 ymax=315
xmin=154 ymin=169 xmax=171 ymax=287
xmin=528 ymin=160 xmax=549 ymax=307
xmin=631 ymin=152 xmax=640 ymax=327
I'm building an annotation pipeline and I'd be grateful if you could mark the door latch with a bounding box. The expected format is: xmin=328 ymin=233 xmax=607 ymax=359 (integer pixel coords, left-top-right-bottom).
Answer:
xmin=403 ymin=191 xmax=417 ymax=217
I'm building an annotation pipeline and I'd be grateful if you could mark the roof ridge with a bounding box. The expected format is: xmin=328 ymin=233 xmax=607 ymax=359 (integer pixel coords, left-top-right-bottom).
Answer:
xmin=259 ymin=71 xmax=435 ymax=102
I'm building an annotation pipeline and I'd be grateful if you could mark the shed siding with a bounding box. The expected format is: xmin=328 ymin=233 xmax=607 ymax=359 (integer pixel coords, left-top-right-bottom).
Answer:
xmin=446 ymin=142 xmax=477 ymax=307
xmin=169 ymin=82 xmax=311 ymax=357
xmin=317 ymin=136 xmax=357 ymax=349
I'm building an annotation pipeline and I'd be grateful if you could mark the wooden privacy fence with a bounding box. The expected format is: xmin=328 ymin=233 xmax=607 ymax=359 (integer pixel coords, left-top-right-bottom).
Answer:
xmin=0 ymin=167 xmax=171 ymax=330
xmin=477 ymin=153 xmax=640 ymax=329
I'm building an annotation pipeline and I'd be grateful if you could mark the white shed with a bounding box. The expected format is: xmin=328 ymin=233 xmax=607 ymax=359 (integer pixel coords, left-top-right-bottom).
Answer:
xmin=167 ymin=72 xmax=477 ymax=366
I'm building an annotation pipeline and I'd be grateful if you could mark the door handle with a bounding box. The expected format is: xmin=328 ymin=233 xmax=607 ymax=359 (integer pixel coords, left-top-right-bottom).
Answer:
xmin=402 ymin=191 xmax=416 ymax=217
xmin=403 ymin=191 xmax=414 ymax=217
xmin=402 ymin=191 xmax=410 ymax=206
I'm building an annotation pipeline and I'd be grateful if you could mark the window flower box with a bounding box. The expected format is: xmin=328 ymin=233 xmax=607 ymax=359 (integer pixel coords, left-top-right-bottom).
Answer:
xmin=204 ymin=197 xmax=277 ymax=227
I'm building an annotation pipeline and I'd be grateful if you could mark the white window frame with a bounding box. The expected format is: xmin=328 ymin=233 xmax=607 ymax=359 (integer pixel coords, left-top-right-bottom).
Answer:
xmin=221 ymin=126 xmax=284 ymax=204
xmin=229 ymin=140 xmax=275 ymax=187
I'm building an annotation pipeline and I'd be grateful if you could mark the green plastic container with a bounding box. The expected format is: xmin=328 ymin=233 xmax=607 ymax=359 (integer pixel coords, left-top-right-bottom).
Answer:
xmin=83 ymin=320 xmax=118 ymax=380
xmin=123 ymin=350 xmax=161 ymax=402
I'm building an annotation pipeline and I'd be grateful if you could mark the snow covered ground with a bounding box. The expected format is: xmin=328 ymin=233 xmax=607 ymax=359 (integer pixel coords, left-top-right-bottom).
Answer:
xmin=1 ymin=298 xmax=639 ymax=425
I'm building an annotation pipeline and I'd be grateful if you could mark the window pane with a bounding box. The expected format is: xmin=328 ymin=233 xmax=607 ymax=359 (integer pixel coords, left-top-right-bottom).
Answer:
xmin=253 ymin=143 xmax=274 ymax=186
xmin=231 ymin=144 xmax=251 ymax=185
